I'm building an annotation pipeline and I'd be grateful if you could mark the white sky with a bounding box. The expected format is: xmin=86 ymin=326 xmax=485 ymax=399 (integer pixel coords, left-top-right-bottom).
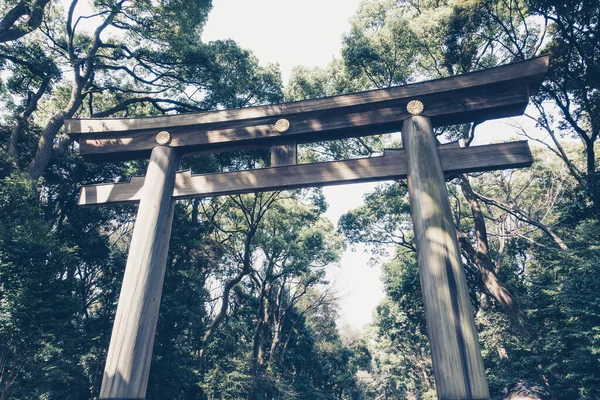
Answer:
xmin=322 ymin=183 xmax=387 ymax=330
xmin=203 ymin=0 xmax=386 ymax=330
xmin=202 ymin=0 xmax=364 ymax=83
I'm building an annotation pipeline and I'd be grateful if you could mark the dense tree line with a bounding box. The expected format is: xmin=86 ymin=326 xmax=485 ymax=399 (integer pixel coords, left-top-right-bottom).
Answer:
xmin=327 ymin=0 xmax=598 ymax=398
xmin=0 ymin=0 xmax=598 ymax=399
xmin=0 ymin=1 xmax=362 ymax=398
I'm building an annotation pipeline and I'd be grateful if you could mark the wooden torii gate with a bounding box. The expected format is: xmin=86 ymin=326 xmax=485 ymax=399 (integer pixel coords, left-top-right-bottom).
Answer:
xmin=66 ymin=56 xmax=549 ymax=400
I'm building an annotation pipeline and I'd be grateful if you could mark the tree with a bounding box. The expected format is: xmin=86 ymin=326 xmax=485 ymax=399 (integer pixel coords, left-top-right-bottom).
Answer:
xmin=369 ymin=249 xmax=435 ymax=399
xmin=0 ymin=0 xmax=51 ymax=43
xmin=0 ymin=1 xmax=287 ymax=397
xmin=334 ymin=0 xmax=599 ymax=398
xmin=249 ymin=200 xmax=344 ymax=376
xmin=527 ymin=0 xmax=600 ymax=210
xmin=1 ymin=0 xmax=283 ymax=179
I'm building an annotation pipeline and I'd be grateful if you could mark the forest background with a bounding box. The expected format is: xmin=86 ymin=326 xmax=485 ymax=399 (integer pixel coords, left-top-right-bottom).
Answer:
xmin=0 ymin=0 xmax=599 ymax=399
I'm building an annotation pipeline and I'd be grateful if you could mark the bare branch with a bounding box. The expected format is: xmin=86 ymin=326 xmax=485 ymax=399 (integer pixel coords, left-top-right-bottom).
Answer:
xmin=472 ymin=188 xmax=568 ymax=250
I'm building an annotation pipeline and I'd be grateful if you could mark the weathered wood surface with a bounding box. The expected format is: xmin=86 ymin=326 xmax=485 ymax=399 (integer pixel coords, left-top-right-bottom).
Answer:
xmin=271 ymin=141 xmax=297 ymax=166
xmin=402 ymin=116 xmax=490 ymax=399
xmin=99 ymin=146 xmax=180 ymax=399
xmin=78 ymin=141 xmax=532 ymax=206
xmin=66 ymin=56 xmax=548 ymax=161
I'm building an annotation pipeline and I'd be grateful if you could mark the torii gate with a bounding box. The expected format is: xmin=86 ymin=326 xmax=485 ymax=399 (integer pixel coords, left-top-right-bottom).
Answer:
xmin=66 ymin=56 xmax=549 ymax=400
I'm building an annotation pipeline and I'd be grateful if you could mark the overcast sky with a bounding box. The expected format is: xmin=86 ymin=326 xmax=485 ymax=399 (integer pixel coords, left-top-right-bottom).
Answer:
xmin=202 ymin=0 xmax=364 ymax=83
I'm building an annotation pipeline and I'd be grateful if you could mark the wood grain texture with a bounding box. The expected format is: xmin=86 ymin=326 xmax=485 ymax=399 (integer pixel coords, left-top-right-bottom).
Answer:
xmin=66 ymin=56 xmax=548 ymax=161
xmin=271 ymin=141 xmax=297 ymax=166
xmin=99 ymin=146 xmax=180 ymax=399
xmin=77 ymin=141 xmax=532 ymax=206
xmin=67 ymin=56 xmax=548 ymax=133
xmin=402 ymin=116 xmax=490 ymax=399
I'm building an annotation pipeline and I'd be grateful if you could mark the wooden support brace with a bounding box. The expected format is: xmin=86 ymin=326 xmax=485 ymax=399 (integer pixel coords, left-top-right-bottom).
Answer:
xmin=271 ymin=140 xmax=297 ymax=166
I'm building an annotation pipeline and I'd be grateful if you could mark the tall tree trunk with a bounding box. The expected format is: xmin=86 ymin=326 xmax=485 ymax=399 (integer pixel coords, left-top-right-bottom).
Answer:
xmin=198 ymin=230 xmax=255 ymax=372
xmin=267 ymin=283 xmax=285 ymax=368
xmin=267 ymin=320 xmax=281 ymax=369
xmin=197 ymin=268 xmax=250 ymax=371
xmin=250 ymin=278 xmax=269 ymax=377
xmin=8 ymin=78 xmax=50 ymax=168
xmin=458 ymin=174 xmax=527 ymax=328
xmin=586 ymin=141 xmax=599 ymax=211
xmin=26 ymin=100 xmax=81 ymax=179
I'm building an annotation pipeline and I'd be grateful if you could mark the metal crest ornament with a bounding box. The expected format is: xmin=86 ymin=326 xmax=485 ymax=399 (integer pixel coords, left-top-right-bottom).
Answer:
xmin=274 ymin=118 xmax=290 ymax=133
xmin=407 ymin=100 xmax=424 ymax=115
xmin=155 ymin=131 xmax=171 ymax=145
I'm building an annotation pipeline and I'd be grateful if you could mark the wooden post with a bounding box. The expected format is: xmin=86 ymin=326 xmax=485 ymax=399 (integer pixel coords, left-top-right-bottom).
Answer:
xmin=99 ymin=145 xmax=180 ymax=399
xmin=401 ymin=116 xmax=490 ymax=400
xmin=271 ymin=140 xmax=297 ymax=166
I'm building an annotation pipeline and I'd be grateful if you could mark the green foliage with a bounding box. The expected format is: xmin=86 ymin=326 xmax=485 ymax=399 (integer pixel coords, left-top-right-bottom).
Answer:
xmin=0 ymin=171 xmax=91 ymax=398
xmin=367 ymin=249 xmax=435 ymax=398
xmin=521 ymin=219 xmax=600 ymax=399
xmin=1 ymin=0 xmax=599 ymax=399
xmin=0 ymin=0 xmax=363 ymax=397
xmin=341 ymin=147 xmax=600 ymax=398
xmin=338 ymin=183 xmax=412 ymax=257
xmin=330 ymin=0 xmax=599 ymax=398
xmin=285 ymin=60 xmax=384 ymax=163
xmin=342 ymin=0 xmax=416 ymax=88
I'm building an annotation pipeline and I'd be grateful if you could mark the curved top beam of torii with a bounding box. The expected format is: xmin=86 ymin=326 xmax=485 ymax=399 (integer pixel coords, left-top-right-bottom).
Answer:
xmin=66 ymin=56 xmax=549 ymax=162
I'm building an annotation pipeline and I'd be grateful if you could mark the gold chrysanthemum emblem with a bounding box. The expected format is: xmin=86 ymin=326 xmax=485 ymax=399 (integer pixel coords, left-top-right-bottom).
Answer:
xmin=155 ymin=131 xmax=171 ymax=145
xmin=274 ymin=118 xmax=290 ymax=133
xmin=406 ymin=100 xmax=424 ymax=115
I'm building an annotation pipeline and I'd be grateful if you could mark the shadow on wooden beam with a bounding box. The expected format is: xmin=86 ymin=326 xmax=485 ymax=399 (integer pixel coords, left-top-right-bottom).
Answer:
xmin=78 ymin=141 xmax=532 ymax=207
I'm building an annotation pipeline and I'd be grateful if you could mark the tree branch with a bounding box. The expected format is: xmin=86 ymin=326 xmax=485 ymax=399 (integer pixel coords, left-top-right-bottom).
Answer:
xmin=0 ymin=0 xmax=51 ymax=43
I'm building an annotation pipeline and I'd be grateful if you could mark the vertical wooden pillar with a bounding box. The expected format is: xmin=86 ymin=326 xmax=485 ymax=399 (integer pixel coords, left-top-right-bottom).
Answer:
xmin=271 ymin=140 xmax=297 ymax=166
xmin=401 ymin=116 xmax=489 ymax=400
xmin=100 ymin=145 xmax=180 ymax=399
